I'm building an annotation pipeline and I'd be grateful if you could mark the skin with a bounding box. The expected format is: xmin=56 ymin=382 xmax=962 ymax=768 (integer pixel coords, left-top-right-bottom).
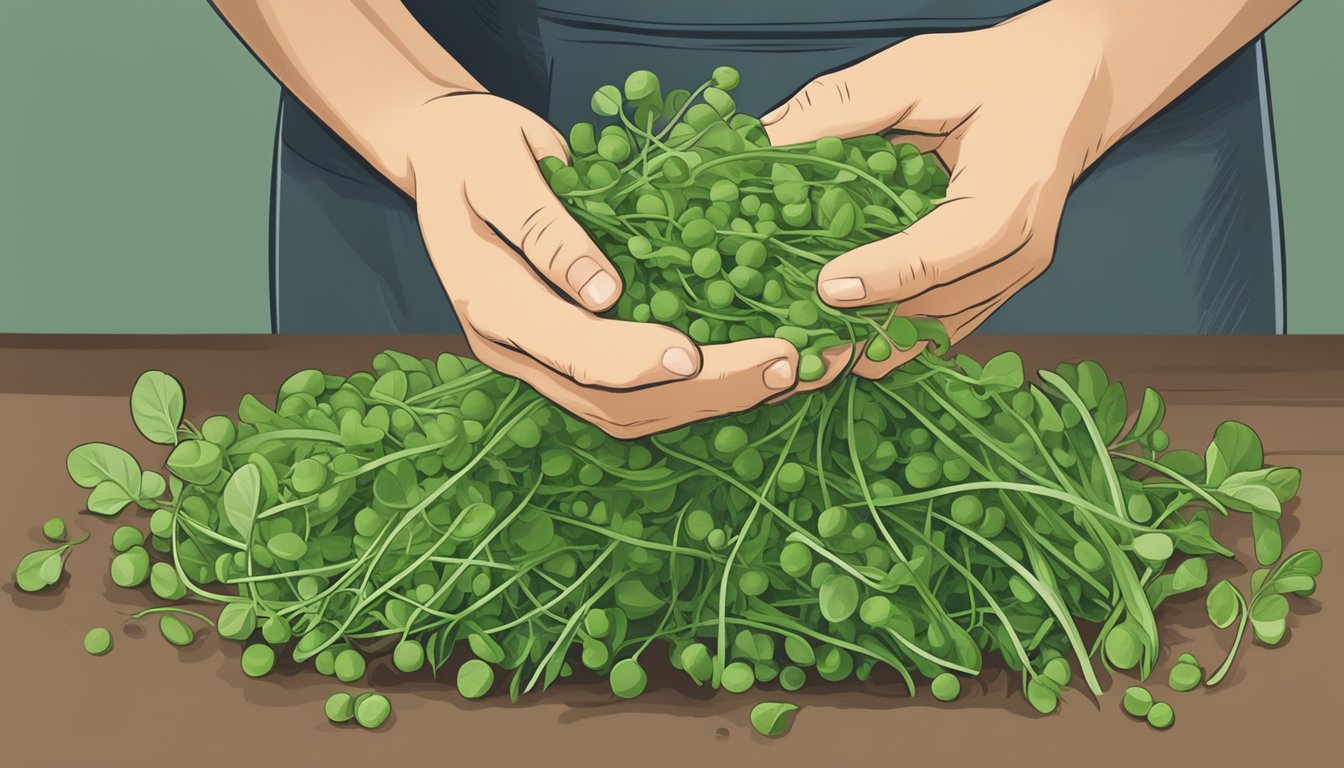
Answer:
xmin=211 ymin=0 xmax=845 ymax=439
xmin=212 ymin=0 xmax=1294 ymax=432
xmin=762 ymin=0 xmax=1298 ymax=377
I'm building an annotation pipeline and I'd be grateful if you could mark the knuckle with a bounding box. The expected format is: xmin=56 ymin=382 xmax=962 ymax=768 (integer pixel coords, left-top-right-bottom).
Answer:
xmin=568 ymin=365 xmax=606 ymax=388
xmin=602 ymin=423 xmax=645 ymax=440
xmin=801 ymin=77 xmax=853 ymax=108
xmin=515 ymin=207 xmax=572 ymax=272
xmin=585 ymin=406 xmax=653 ymax=439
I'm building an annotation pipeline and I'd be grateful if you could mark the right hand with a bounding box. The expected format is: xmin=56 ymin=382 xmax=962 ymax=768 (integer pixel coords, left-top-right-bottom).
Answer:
xmin=406 ymin=93 xmax=845 ymax=438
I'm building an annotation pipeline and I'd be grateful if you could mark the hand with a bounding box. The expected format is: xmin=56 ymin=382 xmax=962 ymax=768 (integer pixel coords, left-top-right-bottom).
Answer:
xmin=762 ymin=14 xmax=1112 ymax=376
xmin=407 ymin=93 xmax=844 ymax=437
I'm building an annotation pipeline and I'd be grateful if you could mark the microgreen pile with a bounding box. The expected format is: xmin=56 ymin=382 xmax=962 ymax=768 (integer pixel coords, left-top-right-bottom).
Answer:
xmin=12 ymin=68 xmax=1323 ymax=734
xmin=25 ymin=348 xmax=1319 ymax=718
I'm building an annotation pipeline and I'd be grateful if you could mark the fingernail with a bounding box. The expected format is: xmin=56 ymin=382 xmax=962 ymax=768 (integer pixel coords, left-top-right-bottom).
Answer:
xmin=662 ymin=347 xmax=696 ymax=377
xmin=578 ymin=270 xmax=617 ymax=308
xmin=760 ymin=103 xmax=788 ymax=125
xmin=821 ymin=277 xmax=866 ymax=302
xmin=763 ymin=358 xmax=794 ymax=390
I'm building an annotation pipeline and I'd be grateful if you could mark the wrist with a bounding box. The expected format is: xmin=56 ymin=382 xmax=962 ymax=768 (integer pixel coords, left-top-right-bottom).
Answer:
xmin=367 ymin=86 xmax=488 ymax=197
xmin=1023 ymin=0 xmax=1296 ymax=155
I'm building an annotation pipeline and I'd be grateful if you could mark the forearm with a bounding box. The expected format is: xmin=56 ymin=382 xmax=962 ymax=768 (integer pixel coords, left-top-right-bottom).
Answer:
xmin=211 ymin=0 xmax=484 ymax=193
xmin=1014 ymin=0 xmax=1298 ymax=152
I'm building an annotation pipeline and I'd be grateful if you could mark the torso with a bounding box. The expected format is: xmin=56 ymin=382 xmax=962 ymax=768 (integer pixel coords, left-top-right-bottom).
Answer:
xmin=269 ymin=0 xmax=1284 ymax=334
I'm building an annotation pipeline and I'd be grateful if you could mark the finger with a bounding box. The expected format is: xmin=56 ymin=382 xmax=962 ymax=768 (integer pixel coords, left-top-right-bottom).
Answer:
xmin=476 ymin=337 xmax=802 ymax=438
xmin=887 ymin=132 xmax=944 ymax=156
xmin=464 ymin=130 xmax=622 ymax=313
xmin=761 ymin=64 xmax=964 ymax=147
xmin=458 ymin=231 xmax=704 ymax=388
xmin=764 ymin=344 xmax=854 ymax=405
xmin=816 ymin=193 xmax=1030 ymax=308
xmin=852 ymin=340 xmax=928 ymax=380
xmin=941 ymin=295 xmax=1009 ymax=346
xmin=419 ymin=203 xmax=702 ymax=388
xmin=895 ymin=247 xmax=1046 ymax=318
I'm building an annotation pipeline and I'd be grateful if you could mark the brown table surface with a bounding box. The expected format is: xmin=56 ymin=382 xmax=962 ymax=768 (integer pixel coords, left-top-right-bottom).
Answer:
xmin=2 ymin=335 xmax=1340 ymax=768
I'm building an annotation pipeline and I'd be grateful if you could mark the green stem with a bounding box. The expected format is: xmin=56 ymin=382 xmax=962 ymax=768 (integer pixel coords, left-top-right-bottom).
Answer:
xmin=1205 ymin=588 xmax=1249 ymax=687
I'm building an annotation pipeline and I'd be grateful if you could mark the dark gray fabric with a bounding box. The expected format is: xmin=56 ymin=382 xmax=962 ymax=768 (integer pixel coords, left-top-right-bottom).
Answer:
xmin=270 ymin=0 xmax=1285 ymax=334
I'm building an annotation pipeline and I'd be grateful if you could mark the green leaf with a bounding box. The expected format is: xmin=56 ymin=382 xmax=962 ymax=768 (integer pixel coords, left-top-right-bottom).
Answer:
xmin=278 ymin=369 xmax=325 ymax=400
xmin=978 ymin=352 xmax=1024 ymax=391
xmin=1206 ymin=580 xmax=1241 ymax=629
xmin=1251 ymin=617 xmax=1286 ymax=645
xmin=784 ymin=636 xmax=815 ymax=666
xmin=591 ymin=85 xmax=623 ymax=117
xmin=140 ymin=470 xmax=167 ymax=500
xmin=1158 ymin=450 xmax=1204 ymax=479
xmin=86 ymin=480 xmax=135 ymax=516
xmin=370 ymin=370 xmax=408 ymax=402
xmin=267 ymin=532 xmax=308 ymax=561
xmin=217 ymin=603 xmax=258 ymax=640
xmin=750 ymin=701 xmax=799 ymax=737
xmin=1028 ymin=386 xmax=1064 ymax=432
xmin=1278 ymin=549 xmax=1324 ymax=579
xmin=680 ymin=643 xmax=713 ymax=684
xmin=67 ymin=443 xmax=142 ymax=493
xmin=1073 ymin=361 xmax=1109 ymax=408
xmin=1094 ymin=382 xmax=1128 ymax=444
xmin=222 ymin=464 xmax=261 ymax=540
xmin=468 ymin=632 xmax=505 ymax=664
xmin=1250 ymin=594 xmax=1289 ymax=623
xmin=1168 ymin=509 xmax=1234 ymax=557
xmin=149 ymin=562 xmax=185 ymax=600
xmin=609 ymin=658 xmax=647 ymax=698
xmin=1143 ymin=574 xmax=1175 ymax=608
xmin=1251 ymin=512 xmax=1283 ymax=567
xmin=615 ymin=578 xmax=663 ymax=620
xmin=1103 ymin=622 xmax=1142 ymax=669
xmin=1214 ymin=484 xmax=1281 ymax=518
xmin=130 ymin=371 xmax=185 ymax=444
xmin=1171 ymin=558 xmax=1209 ymax=593
xmin=771 ymin=163 xmax=804 ymax=183
xmin=1205 ymin=421 xmax=1263 ymax=486
xmin=1250 ymin=567 xmax=1271 ymax=595
xmin=1220 ymin=467 xmax=1301 ymax=504
xmin=818 ymin=574 xmax=859 ymax=623
xmin=825 ymin=204 xmax=856 ymax=238
xmin=1132 ymin=532 xmax=1174 ymax=563
xmin=1132 ymin=387 xmax=1165 ymax=437
xmin=339 ymin=410 xmax=384 ymax=447
xmin=1261 ymin=467 xmax=1302 ymax=502
xmin=16 ymin=548 xmax=65 ymax=591
xmin=166 ymin=440 xmax=223 ymax=486
xmin=159 ymin=614 xmax=195 ymax=647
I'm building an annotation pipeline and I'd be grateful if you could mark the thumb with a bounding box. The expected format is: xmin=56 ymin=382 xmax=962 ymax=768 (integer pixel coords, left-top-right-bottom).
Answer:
xmin=465 ymin=136 xmax=624 ymax=313
xmin=816 ymin=193 xmax=1028 ymax=308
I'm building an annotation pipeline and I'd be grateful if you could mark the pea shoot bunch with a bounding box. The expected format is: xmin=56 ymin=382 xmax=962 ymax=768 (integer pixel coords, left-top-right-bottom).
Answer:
xmin=28 ymin=346 xmax=1319 ymax=723
xmin=539 ymin=67 xmax=952 ymax=378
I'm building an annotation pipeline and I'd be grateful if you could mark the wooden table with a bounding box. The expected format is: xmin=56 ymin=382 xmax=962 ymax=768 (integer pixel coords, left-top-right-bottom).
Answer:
xmin=2 ymin=335 xmax=1339 ymax=768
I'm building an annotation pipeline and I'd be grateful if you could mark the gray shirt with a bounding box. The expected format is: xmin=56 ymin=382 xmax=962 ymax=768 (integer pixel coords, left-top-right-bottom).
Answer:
xmin=269 ymin=0 xmax=1284 ymax=335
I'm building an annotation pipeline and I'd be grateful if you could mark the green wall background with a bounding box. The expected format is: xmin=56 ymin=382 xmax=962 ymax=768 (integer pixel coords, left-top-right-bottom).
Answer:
xmin=2 ymin=1 xmax=1340 ymax=334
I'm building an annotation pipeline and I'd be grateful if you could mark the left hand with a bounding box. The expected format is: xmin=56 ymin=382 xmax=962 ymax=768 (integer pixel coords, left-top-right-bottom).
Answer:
xmin=762 ymin=15 xmax=1112 ymax=377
